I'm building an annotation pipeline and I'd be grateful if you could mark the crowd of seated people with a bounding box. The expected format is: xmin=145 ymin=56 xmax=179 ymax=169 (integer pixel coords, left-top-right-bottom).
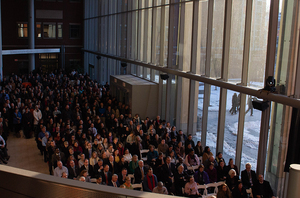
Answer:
xmin=0 ymin=69 xmax=275 ymax=197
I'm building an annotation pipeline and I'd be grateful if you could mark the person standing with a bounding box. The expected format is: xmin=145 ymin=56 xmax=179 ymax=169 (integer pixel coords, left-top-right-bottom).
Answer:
xmin=22 ymin=107 xmax=32 ymax=139
xmin=33 ymin=105 xmax=42 ymax=140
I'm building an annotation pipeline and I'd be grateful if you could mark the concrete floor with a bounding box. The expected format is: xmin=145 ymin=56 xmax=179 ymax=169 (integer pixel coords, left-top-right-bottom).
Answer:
xmin=2 ymin=134 xmax=49 ymax=175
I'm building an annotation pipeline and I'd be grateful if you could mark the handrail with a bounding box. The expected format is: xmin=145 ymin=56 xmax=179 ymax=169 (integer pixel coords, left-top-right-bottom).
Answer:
xmin=0 ymin=165 xmax=172 ymax=198
xmin=82 ymin=49 xmax=300 ymax=109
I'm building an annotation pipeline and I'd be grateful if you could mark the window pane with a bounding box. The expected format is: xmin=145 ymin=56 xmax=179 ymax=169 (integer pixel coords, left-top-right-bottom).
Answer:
xmin=241 ymin=95 xmax=262 ymax=173
xmin=70 ymin=25 xmax=80 ymax=39
xmin=206 ymin=85 xmax=220 ymax=155
xmin=210 ymin=0 xmax=225 ymax=78
xmin=223 ymin=90 xmax=239 ymax=169
xmin=44 ymin=24 xmax=56 ymax=38
xmin=58 ymin=24 xmax=63 ymax=38
xmin=163 ymin=5 xmax=169 ymax=66
xmin=18 ymin=23 xmax=28 ymax=38
xmin=228 ymin=0 xmax=246 ymax=83
xmin=36 ymin=23 xmax=42 ymax=38
xmin=248 ymin=0 xmax=270 ymax=88
xmin=199 ymin=1 xmax=208 ymax=75
xmin=153 ymin=6 xmax=161 ymax=65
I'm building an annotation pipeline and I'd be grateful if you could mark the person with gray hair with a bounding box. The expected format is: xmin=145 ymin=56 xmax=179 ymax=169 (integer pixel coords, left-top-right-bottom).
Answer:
xmin=153 ymin=181 xmax=168 ymax=194
xmin=108 ymin=174 xmax=120 ymax=187
xmin=241 ymin=162 xmax=257 ymax=189
xmin=174 ymin=164 xmax=189 ymax=196
xmin=226 ymin=169 xmax=239 ymax=191
xmin=54 ymin=161 xmax=68 ymax=177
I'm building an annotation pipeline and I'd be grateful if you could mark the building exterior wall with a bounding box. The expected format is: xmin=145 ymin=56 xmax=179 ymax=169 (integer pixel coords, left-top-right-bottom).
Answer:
xmin=2 ymin=0 xmax=83 ymax=75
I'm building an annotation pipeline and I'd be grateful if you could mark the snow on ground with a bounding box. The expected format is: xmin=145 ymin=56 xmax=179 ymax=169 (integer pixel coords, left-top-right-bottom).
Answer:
xmin=195 ymin=84 xmax=261 ymax=172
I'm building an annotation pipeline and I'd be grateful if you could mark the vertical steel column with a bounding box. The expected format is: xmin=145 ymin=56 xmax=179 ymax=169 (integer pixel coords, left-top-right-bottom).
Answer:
xmin=150 ymin=0 xmax=156 ymax=81
xmin=188 ymin=0 xmax=200 ymax=136
xmin=202 ymin=0 xmax=214 ymax=147
xmin=28 ymin=0 xmax=35 ymax=72
xmin=235 ymin=0 xmax=253 ymax=171
xmin=143 ymin=0 xmax=149 ymax=77
xmin=159 ymin=0 xmax=166 ymax=67
xmin=126 ymin=1 xmax=131 ymax=74
xmin=167 ymin=2 xmax=175 ymax=68
xmin=216 ymin=0 xmax=232 ymax=155
xmin=165 ymin=1 xmax=175 ymax=122
xmin=257 ymin=0 xmax=279 ymax=176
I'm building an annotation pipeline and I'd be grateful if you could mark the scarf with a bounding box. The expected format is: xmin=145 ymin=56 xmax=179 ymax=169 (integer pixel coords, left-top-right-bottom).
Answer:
xmin=147 ymin=174 xmax=155 ymax=191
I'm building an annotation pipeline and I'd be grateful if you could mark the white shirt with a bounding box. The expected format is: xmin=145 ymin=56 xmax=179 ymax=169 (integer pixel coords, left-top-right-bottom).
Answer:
xmin=54 ymin=166 xmax=68 ymax=177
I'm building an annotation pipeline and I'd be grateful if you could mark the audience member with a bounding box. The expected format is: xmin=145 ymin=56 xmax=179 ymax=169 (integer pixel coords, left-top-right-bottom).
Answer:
xmin=241 ymin=163 xmax=257 ymax=189
xmin=153 ymin=181 xmax=168 ymax=194
xmin=54 ymin=161 xmax=68 ymax=177
xmin=216 ymin=184 xmax=232 ymax=198
xmin=184 ymin=176 xmax=199 ymax=198
xmin=143 ymin=168 xmax=158 ymax=192
xmin=0 ymin=70 xmax=268 ymax=197
xmin=253 ymin=174 xmax=275 ymax=198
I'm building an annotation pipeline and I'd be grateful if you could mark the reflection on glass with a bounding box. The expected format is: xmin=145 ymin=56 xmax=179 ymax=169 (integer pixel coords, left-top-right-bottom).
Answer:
xmin=181 ymin=2 xmax=193 ymax=71
xmin=248 ymin=0 xmax=270 ymax=88
xmin=154 ymin=7 xmax=161 ymax=64
xmin=171 ymin=3 xmax=180 ymax=66
xmin=164 ymin=5 xmax=169 ymax=66
xmin=196 ymin=82 xmax=205 ymax=140
xmin=206 ymin=85 xmax=220 ymax=155
xmin=199 ymin=1 xmax=208 ymax=75
xmin=210 ymin=0 xmax=225 ymax=78
xmin=228 ymin=0 xmax=246 ymax=83
xmin=154 ymin=70 xmax=160 ymax=83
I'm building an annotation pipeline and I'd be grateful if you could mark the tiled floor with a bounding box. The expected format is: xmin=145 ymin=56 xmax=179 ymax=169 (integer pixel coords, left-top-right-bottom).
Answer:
xmin=2 ymin=133 xmax=49 ymax=175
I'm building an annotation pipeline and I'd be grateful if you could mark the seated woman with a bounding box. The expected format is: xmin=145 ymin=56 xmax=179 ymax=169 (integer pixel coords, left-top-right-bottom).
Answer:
xmin=90 ymin=151 xmax=99 ymax=167
xmin=226 ymin=158 xmax=239 ymax=177
xmin=202 ymin=146 xmax=213 ymax=163
xmin=117 ymin=142 xmax=125 ymax=157
xmin=217 ymin=160 xmax=227 ymax=182
xmin=175 ymin=141 xmax=185 ymax=159
xmin=216 ymin=184 xmax=232 ymax=198
xmin=226 ymin=169 xmax=239 ymax=192
xmin=102 ymin=138 xmax=109 ymax=150
xmin=73 ymin=141 xmax=83 ymax=156
xmin=117 ymin=156 xmax=128 ymax=173
xmin=194 ymin=164 xmax=209 ymax=185
xmin=78 ymin=170 xmax=91 ymax=182
xmin=184 ymin=149 xmax=200 ymax=167
xmin=184 ymin=176 xmax=200 ymax=198
xmin=206 ymin=162 xmax=217 ymax=183
xmin=194 ymin=141 xmax=203 ymax=157
xmin=113 ymin=149 xmax=120 ymax=164
xmin=232 ymin=181 xmax=248 ymax=198
xmin=168 ymin=150 xmax=177 ymax=164
xmin=123 ymin=149 xmax=132 ymax=163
